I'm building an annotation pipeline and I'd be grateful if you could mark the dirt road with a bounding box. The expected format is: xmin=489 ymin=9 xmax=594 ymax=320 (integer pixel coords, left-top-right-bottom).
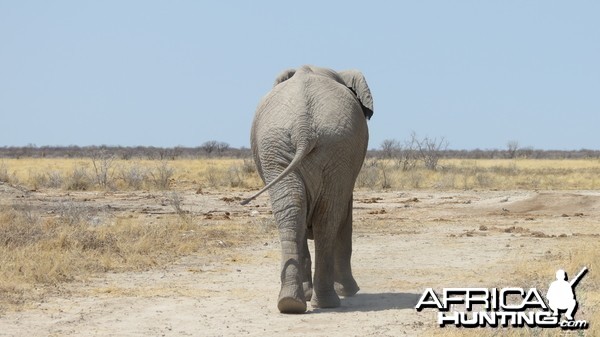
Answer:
xmin=0 ymin=188 xmax=598 ymax=336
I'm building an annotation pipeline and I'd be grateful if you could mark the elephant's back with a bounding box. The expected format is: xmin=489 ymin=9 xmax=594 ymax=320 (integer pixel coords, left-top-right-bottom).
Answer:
xmin=253 ymin=79 xmax=305 ymax=130
xmin=298 ymin=74 xmax=369 ymax=176
xmin=250 ymin=78 xmax=310 ymax=164
xmin=252 ymin=72 xmax=368 ymax=171
xmin=304 ymin=75 xmax=368 ymax=146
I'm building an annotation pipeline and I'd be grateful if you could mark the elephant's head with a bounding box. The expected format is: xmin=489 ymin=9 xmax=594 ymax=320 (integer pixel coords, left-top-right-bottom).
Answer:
xmin=273 ymin=66 xmax=374 ymax=120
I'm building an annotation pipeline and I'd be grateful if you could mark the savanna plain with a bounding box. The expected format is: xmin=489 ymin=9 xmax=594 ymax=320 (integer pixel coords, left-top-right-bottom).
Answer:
xmin=0 ymin=156 xmax=598 ymax=336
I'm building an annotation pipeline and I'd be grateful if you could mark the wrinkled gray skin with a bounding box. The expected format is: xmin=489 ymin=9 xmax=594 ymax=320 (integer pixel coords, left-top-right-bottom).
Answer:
xmin=241 ymin=65 xmax=374 ymax=313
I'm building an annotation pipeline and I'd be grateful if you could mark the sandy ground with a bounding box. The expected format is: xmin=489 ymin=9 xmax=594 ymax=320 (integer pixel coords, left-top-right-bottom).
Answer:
xmin=0 ymin=184 xmax=598 ymax=336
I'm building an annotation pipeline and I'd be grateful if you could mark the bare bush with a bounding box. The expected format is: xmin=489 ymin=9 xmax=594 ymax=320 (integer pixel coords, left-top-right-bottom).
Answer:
xmin=396 ymin=137 xmax=419 ymax=171
xmin=166 ymin=192 xmax=192 ymax=224
xmin=413 ymin=132 xmax=449 ymax=171
xmin=167 ymin=192 xmax=185 ymax=215
xmin=507 ymin=140 xmax=519 ymax=159
xmin=356 ymin=159 xmax=380 ymax=189
xmin=476 ymin=172 xmax=494 ymax=188
xmin=91 ymin=149 xmax=116 ymax=189
xmin=28 ymin=170 xmax=48 ymax=190
xmin=223 ymin=160 xmax=259 ymax=188
xmin=404 ymin=171 xmax=424 ymax=189
xmin=0 ymin=205 xmax=44 ymax=248
xmin=65 ymin=167 xmax=92 ymax=191
xmin=150 ymin=161 xmax=174 ymax=190
xmin=0 ymin=162 xmax=10 ymax=183
xmin=378 ymin=137 xmax=420 ymax=171
xmin=241 ymin=158 xmax=257 ymax=174
xmin=227 ymin=166 xmax=244 ymax=188
xmin=25 ymin=170 xmax=64 ymax=190
xmin=118 ymin=165 xmax=147 ymax=190
xmin=380 ymin=139 xmax=401 ymax=159
xmin=46 ymin=171 xmax=64 ymax=188
xmin=379 ymin=160 xmax=392 ymax=189
xmin=355 ymin=159 xmax=393 ymax=189
xmin=206 ymin=166 xmax=220 ymax=188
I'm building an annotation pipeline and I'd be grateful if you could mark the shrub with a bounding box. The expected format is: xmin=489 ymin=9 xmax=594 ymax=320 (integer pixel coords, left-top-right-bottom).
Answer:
xmin=91 ymin=150 xmax=116 ymax=189
xmin=0 ymin=162 xmax=11 ymax=184
xmin=150 ymin=161 xmax=174 ymax=190
xmin=65 ymin=167 xmax=92 ymax=191
xmin=118 ymin=165 xmax=147 ymax=190
xmin=356 ymin=159 xmax=380 ymax=189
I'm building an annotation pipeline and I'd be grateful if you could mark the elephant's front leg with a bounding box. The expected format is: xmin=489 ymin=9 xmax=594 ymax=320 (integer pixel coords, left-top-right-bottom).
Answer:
xmin=270 ymin=179 xmax=308 ymax=314
xmin=311 ymin=230 xmax=341 ymax=308
xmin=334 ymin=198 xmax=360 ymax=297
xmin=310 ymin=199 xmax=344 ymax=309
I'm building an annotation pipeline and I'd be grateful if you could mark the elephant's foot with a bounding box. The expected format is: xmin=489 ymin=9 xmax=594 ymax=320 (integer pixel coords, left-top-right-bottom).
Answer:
xmin=311 ymin=290 xmax=341 ymax=309
xmin=278 ymin=296 xmax=307 ymax=314
xmin=303 ymin=282 xmax=313 ymax=301
xmin=334 ymin=279 xmax=360 ymax=297
xmin=278 ymin=286 xmax=306 ymax=314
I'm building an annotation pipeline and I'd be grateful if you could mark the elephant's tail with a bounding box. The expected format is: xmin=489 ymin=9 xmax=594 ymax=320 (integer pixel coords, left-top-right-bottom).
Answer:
xmin=240 ymin=143 xmax=311 ymax=206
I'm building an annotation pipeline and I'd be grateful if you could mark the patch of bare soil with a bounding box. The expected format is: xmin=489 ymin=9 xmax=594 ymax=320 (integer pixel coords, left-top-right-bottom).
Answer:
xmin=0 ymin=188 xmax=598 ymax=336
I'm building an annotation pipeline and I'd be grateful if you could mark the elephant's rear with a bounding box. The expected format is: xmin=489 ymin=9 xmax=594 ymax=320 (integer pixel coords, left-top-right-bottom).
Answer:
xmin=251 ymin=68 xmax=369 ymax=187
xmin=246 ymin=65 xmax=373 ymax=313
xmin=250 ymin=77 xmax=314 ymax=185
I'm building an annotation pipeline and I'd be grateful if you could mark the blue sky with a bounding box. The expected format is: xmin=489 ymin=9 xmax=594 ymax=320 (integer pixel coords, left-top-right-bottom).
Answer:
xmin=1 ymin=1 xmax=598 ymax=150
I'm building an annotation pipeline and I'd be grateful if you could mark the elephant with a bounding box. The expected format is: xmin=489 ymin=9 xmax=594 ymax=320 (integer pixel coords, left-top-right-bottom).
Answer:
xmin=241 ymin=65 xmax=374 ymax=313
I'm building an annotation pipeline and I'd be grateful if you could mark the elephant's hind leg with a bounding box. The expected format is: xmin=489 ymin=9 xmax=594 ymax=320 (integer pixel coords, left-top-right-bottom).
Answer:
xmin=269 ymin=174 xmax=308 ymax=314
xmin=278 ymin=257 xmax=307 ymax=314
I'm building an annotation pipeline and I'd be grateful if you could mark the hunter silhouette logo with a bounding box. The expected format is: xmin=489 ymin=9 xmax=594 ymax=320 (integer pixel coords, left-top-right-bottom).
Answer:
xmin=546 ymin=267 xmax=588 ymax=321
xmin=415 ymin=267 xmax=589 ymax=329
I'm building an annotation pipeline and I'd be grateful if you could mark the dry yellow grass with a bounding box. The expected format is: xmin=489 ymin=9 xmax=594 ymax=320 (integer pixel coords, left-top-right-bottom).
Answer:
xmin=0 ymin=157 xmax=263 ymax=191
xmin=357 ymin=158 xmax=600 ymax=190
xmin=2 ymin=157 xmax=599 ymax=192
xmin=0 ymin=202 xmax=276 ymax=312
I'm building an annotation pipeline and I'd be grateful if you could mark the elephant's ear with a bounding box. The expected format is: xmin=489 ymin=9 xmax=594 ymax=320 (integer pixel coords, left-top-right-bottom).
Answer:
xmin=273 ymin=69 xmax=296 ymax=87
xmin=338 ymin=70 xmax=374 ymax=120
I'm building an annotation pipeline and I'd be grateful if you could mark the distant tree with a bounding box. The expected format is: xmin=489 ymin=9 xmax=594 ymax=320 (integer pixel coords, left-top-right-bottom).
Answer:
xmin=397 ymin=135 xmax=420 ymax=171
xmin=90 ymin=148 xmax=115 ymax=188
xmin=520 ymin=146 xmax=534 ymax=159
xmin=216 ymin=141 xmax=230 ymax=155
xmin=200 ymin=140 xmax=230 ymax=156
xmin=413 ymin=132 xmax=449 ymax=170
xmin=507 ymin=140 xmax=519 ymax=159
xmin=380 ymin=139 xmax=401 ymax=159
xmin=200 ymin=140 xmax=219 ymax=155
